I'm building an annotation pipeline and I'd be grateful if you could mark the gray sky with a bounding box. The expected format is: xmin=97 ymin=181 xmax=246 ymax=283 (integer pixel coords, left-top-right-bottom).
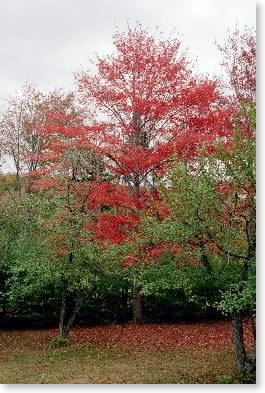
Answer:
xmin=0 ymin=0 xmax=256 ymax=100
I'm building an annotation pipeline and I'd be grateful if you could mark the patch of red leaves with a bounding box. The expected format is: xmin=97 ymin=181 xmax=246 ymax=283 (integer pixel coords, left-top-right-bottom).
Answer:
xmin=38 ymin=319 xmax=254 ymax=353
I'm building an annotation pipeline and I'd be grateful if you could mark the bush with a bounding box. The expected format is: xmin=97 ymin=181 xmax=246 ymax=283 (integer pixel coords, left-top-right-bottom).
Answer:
xmin=50 ymin=336 xmax=69 ymax=347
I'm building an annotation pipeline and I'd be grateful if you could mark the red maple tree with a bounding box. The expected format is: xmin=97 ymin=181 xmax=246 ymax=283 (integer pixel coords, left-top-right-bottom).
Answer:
xmin=74 ymin=26 xmax=234 ymax=321
xmin=76 ymin=26 xmax=234 ymax=236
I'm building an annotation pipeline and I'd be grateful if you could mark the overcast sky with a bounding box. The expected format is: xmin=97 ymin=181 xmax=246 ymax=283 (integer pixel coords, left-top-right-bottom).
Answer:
xmin=0 ymin=0 xmax=256 ymax=101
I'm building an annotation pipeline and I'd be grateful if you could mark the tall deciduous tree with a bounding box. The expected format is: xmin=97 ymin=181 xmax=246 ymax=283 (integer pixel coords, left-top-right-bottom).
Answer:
xmin=76 ymin=25 xmax=233 ymax=322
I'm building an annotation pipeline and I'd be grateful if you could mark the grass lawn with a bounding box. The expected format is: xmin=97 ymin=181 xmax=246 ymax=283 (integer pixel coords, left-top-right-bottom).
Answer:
xmin=0 ymin=321 xmax=254 ymax=384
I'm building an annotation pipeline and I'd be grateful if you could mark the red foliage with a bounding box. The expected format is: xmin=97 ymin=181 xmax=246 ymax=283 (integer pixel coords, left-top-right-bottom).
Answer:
xmin=78 ymin=26 xmax=231 ymax=128
xmin=87 ymin=182 xmax=142 ymax=210
xmin=53 ymin=247 xmax=68 ymax=256
xmin=74 ymin=26 xmax=234 ymax=251
xmin=122 ymin=255 xmax=139 ymax=266
xmin=89 ymin=213 xmax=141 ymax=244
xmin=30 ymin=26 xmax=253 ymax=265
xmin=143 ymin=242 xmax=181 ymax=260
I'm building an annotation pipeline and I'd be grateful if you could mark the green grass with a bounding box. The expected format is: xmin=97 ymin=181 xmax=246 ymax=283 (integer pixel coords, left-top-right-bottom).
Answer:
xmin=0 ymin=329 xmax=239 ymax=384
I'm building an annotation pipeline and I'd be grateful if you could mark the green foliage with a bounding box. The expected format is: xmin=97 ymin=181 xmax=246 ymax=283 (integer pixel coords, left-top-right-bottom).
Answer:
xmin=50 ymin=336 xmax=69 ymax=347
xmin=217 ymin=374 xmax=235 ymax=384
xmin=144 ymin=115 xmax=256 ymax=318
xmin=0 ymin=194 xmax=58 ymax=317
xmin=218 ymin=276 xmax=256 ymax=316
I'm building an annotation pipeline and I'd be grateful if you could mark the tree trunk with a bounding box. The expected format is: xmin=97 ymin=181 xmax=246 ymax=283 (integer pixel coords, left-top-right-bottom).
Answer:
xmin=59 ymin=286 xmax=67 ymax=338
xmin=59 ymin=287 xmax=82 ymax=339
xmin=65 ymin=295 xmax=81 ymax=335
xmin=232 ymin=314 xmax=247 ymax=374
xmin=232 ymin=314 xmax=255 ymax=375
xmin=15 ymin=166 xmax=21 ymax=194
xmin=132 ymin=283 xmax=142 ymax=323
